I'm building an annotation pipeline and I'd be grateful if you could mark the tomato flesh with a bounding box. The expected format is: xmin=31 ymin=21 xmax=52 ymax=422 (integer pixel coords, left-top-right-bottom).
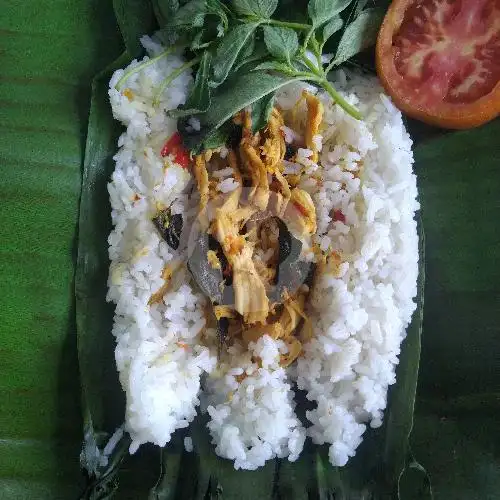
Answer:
xmin=392 ymin=0 xmax=500 ymax=106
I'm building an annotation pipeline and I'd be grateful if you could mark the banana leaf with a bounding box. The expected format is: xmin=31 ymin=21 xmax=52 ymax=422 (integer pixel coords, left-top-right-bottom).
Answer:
xmin=75 ymin=2 xmax=429 ymax=498
xmin=410 ymin=121 xmax=500 ymax=500
xmin=0 ymin=0 xmax=122 ymax=498
xmin=76 ymin=57 xmax=427 ymax=492
xmin=3 ymin=0 xmax=499 ymax=498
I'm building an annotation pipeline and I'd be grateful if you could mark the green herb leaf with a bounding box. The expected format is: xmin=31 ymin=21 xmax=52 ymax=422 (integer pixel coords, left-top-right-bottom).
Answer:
xmin=233 ymin=39 xmax=268 ymax=73
xmin=251 ymin=92 xmax=275 ymax=133
xmin=307 ymin=0 xmax=353 ymax=27
xmin=203 ymin=71 xmax=311 ymax=134
xmin=253 ymin=60 xmax=298 ymax=75
xmin=169 ymin=51 xmax=212 ymax=118
xmin=164 ymin=0 xmax=207 ymax=32
xmin=236 ymin=30 xmax=256 ymax=66
xmin=320 ymin=16 xmax=343 ymax=51
xmin=190 ymin=29 xmax=210 ymax=50
xmin=332 ymin=7 xmax=384 ymax=66
xmin=206 ymin=0 xmax=230 ymax=33
xmin=152 ymin=0 xmax=179 ymax=26
xmin=231 ymin=0 xmax=278 ymax=19
xmin=262 ymin=26 xmax=299 ymax=64
xmin=211 ymin=22 xmax=261 ymax=85
xmin=354 ymin=0 xmax=370 ymax=17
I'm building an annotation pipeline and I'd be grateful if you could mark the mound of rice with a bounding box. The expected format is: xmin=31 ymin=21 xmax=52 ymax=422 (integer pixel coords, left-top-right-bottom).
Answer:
xmin=107 ymin=36 xmax=418 ymax=469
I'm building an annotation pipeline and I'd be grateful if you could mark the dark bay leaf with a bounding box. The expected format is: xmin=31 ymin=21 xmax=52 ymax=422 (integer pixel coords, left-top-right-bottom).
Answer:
xmin=152 ymin=210 xmax=183 ymax=250
xmin=188 ymin=243 xmax=224 ymax=305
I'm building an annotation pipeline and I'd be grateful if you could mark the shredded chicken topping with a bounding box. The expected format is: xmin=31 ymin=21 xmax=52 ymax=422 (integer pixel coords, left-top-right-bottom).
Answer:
xmin=176 ymin=104 xmax=327 ymax=367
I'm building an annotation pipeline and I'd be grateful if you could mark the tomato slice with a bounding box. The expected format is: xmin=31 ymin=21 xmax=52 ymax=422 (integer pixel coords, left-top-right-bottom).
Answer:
xmin=376 ymin=0 xmax=500 ymax=129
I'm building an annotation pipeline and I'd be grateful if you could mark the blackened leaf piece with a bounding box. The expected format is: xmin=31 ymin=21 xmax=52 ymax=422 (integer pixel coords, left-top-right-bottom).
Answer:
xmin=217 ymin=317 xmax=229 ymax=356
xmin=188 ymin=230 xmax=225 ymax=304
xmin=269 ymin=218 xmax=313 ymax=302
xmin=152 ymin=209 xmax=183 ymax=250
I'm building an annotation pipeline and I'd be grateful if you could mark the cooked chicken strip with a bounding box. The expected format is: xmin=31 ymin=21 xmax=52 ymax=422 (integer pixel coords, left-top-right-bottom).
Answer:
xmin=239 ymin=142 xmax=270 ymax=211
xmin=304 ymin=92 xmax=324 ymax=163
xmin=193 ymin=155 xmax=209 ymax=211
xmin=285 ymin=187 xmax=317 ymax=237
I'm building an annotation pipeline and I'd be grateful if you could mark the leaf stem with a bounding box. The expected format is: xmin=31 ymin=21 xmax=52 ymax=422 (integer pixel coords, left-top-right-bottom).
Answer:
xmin=153 ymin=57 xmax=201 ymax=107
xmin=300 ymin=53 xmax=323 ymax=77
xmin=320 ymin=78 xmax=362 ymax=120
xmin=265 ymin=19 xmax=312 ymax=31
xmin=115 ymin=46 xmax=181 ymax=91
xmin=324 ymin=58 xmax=339 ymax=75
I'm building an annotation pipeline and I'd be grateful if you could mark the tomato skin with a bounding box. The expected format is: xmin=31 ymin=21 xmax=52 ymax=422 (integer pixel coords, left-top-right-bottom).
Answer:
xmin=376 ymin=0 xmax=500 ymax=129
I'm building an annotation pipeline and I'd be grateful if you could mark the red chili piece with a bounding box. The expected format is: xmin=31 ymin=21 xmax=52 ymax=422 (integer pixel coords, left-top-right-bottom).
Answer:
xmin=332 ymin=209 xmax=346 ymax=224
xmin=160 ymin=132 xmax=189 ymax=168
xmin=292 ymin=201 xmax=308 ymax=217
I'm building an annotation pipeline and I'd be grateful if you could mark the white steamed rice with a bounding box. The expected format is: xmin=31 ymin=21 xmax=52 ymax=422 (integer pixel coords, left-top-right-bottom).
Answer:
xmin=106 ymin=36 xmax=419 ymax=470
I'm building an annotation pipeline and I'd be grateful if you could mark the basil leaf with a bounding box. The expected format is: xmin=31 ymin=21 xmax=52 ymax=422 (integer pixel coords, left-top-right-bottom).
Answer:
xmin=233 ymin=39 xmax=268 ymax=73
xmin=354 ymin=0 xmax=370 ymax=17
xmin=203 ymin=71 xmax=310 ymax=131
xmin=262 ymin=26 xmax=299 ymax=64
xmin=206 ymin=0 xmax=230 ymax=33
xmin=168 ymin=51 xmax=212 ymax=118
xmin=236 ymin=31 xmax=256 ymax=66
xmin=251 ymin=93 xmax=275 ymax=133
xmin=152 ymin=0 xmax=179 ymax=26
xmin=211 ymin=22 xmax=260 ymax=85
xmin=320 ymin=16 xmax=343 ymax=51
xmin=333 ymin=7 xmax=384 ymax=66
xmin=253 ymin=60 xmax=297 ymax=75
xmin=307 ymin=0 xmax=353 ymax=27
xmin=165 ymin=0 xmax=207 ymax=30
xmin=190 ymin=29 xmax=210 ymax=50
xmin=231 ymin=0 xmax=278 ymax=19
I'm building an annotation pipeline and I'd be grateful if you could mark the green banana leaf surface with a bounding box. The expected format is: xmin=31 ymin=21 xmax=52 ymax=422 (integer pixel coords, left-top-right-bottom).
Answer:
xmin=1 ymin=0 xmax=499 ymax=499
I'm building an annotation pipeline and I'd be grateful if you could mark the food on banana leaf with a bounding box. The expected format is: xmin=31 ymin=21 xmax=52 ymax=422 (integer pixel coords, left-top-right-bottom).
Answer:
xmin=106 ymin=36 xmax=419 ymax=471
